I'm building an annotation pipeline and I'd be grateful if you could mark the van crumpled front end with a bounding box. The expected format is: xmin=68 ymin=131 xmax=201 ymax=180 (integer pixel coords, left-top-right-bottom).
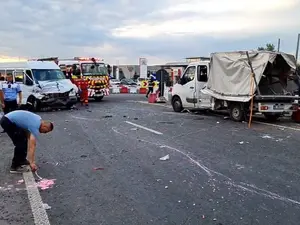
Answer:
xmin=39 ymin=90 xmax=77 ymax=107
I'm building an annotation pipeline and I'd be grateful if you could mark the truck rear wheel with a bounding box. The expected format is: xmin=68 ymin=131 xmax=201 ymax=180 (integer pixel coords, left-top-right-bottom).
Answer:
xmin=229 ymin=103 xmax=245 ymax=122
xmin=172 ymin=96 xmax=183 ymax=112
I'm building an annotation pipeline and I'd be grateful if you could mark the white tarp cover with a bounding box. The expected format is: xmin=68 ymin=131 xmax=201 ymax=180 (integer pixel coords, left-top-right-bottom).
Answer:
xmin=202 ymin=51 xmax=297 ymax=102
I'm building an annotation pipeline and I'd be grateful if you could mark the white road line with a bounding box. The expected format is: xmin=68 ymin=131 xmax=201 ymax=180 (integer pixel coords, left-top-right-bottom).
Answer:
xmin=254 ymin=121 xmax=300 ymax=131
xmin=23 ymin=172 xmax=51 ymax=225
xmin=125 ymin=121 xmax=163 ymax=135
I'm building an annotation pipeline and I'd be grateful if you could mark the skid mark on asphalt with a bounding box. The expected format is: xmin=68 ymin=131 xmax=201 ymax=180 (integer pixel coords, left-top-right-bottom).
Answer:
xmin=112 ymin=126 xmax=300 ymax=207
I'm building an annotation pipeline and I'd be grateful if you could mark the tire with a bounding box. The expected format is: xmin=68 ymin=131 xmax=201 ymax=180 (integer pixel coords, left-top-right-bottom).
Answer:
xmin=94 ymin=96 xmax=104 ymax=102
xmin=229 ymin=103 xmax=245 ymax=122
xmin=26 ymin=96 xmax=41 ymax=112
xmin=263 ymin=113 xmax=281 ymax=122
xmin=172 ymin=96 xmax=183 ymax=112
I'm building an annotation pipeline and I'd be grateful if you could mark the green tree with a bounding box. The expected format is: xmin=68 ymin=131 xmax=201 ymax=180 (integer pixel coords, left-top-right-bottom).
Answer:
xmin=258 ymin=43 xmax=276 ymax=51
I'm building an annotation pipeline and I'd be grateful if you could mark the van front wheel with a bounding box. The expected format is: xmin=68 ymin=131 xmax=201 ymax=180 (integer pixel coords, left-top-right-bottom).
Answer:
xmin=172 ymin=96 xmax=183 ymax=112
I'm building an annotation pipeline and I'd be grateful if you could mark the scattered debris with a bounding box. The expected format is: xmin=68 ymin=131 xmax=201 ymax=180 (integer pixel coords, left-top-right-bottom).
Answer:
xmin=123 ymin=116 xmax=127 ymax=118
xmin=262 ymin=134 xmax=273 ymax=139
xmin=216 ymin=121 xmax=220 ymax=124
xmin=55 ymin=162 xmax=59 ymax=166
xmin=169 ymin=181 xmax=173 ymax=183
xmin=178 ymin=200 xmax=181 ymax=203
xmin=103 ymin=115 xmax=113 ymax=118
xmin=202 ymin=215 xmax=205 ymax=219
xmin=165 ymin=186 xmax=168 ymax=189
xmin=64 ymin=128 xmax=67 ymax=130
xmin=157 ymin=121 xmax=175 ymax=124
xmin=239 ymin=141 xmax=244 ymax=144
xmin=87 ymin=109 xmax=92 ymax=112
xmin=80 ymin=155 xmax=87 ymax=158
xmin=213 ymin=218 xmax=217 ymax=221
xmin=42 ymin=203 xmax=51 ymax=210
xmin=130 ymin=128 xmax=138 ymax=131
xmin=276 ymin=138 xmax=283 ymax=142
xmin=159 ymin=154 xmax=170 ymax=161
xmin=193 ymin=203 xmax=196 ymax=206
xmin=224 ymin=116 xmax=229 ymax=120
xmin=17 ymin=179 xmax=24 ymax=184
xmin=93 ymin=167 xmax=104 ymax=171
xmin=134 ymin=118 xmax=138 ymax=120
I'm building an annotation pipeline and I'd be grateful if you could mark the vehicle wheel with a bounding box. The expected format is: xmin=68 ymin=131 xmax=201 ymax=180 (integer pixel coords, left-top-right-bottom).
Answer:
xmin=229 ymin=103 xmax=245 ymax=122
xmin=263 ymin=113 xmax=281 ymax=122
xmin=94 ymin=96 xmax=104 ymax=102
xmin=172 ymin=96 xmax=183 ymax=112
xmin=26 ymin=96 xmax=41 ymax=112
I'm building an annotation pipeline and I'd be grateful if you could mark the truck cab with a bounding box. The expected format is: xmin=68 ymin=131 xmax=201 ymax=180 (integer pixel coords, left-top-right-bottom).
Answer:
xmin=171 ymin=61 xmax=211 ymax=112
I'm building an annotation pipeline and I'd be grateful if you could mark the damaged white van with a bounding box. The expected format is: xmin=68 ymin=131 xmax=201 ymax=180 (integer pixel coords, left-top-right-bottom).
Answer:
xmin=0 ymin=61 xmax=78 ymax=111
xmin=171 ymin=51 xmax=300 ymax=121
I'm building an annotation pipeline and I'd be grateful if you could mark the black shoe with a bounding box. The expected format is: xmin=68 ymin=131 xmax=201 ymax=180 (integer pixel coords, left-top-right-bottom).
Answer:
xmin=10 ymin=165 xmax=30 ymax=174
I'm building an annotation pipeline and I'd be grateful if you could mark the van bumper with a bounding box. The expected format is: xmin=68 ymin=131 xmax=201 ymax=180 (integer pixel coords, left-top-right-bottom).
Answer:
xmin=40 ymin=95 xmax=77 ymax=107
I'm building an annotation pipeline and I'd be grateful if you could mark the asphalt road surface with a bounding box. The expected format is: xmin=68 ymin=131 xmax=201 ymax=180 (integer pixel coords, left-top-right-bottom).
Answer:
xmin=1 ymin=94 xmax=300 ymax=225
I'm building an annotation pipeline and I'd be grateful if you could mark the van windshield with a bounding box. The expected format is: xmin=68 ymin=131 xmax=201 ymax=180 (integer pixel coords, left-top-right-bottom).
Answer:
xmin=32 ymin=69 xmax=66 ymax=81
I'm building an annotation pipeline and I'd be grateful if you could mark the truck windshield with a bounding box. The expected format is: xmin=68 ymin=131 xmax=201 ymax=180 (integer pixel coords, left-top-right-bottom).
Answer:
xmin=32 ymin=69 xmax=66 ymax=81
xmin=81 ymin=63 xmax=107 ymax=76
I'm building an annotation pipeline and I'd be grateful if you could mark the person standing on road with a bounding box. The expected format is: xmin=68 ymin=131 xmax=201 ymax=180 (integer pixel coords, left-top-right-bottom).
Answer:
xmin=0 ymin=74 xmax=22 ymax=133
xmin=146 ymin=73 xmax=156 ymax=98
xmin=0 ymin=110 xmax=54 ymax=173
xmin=0 ymin=73 xmax=22 ymax=114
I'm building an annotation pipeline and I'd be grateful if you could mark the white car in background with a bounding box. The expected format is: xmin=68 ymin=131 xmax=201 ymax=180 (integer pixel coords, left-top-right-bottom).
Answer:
xmin=110 ymin=79 xmax=121 ymax=87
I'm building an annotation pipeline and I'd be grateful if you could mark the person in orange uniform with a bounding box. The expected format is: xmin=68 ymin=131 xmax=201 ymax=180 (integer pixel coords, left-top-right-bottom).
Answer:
xmin=70 ymin=64 xmax=89 ymax=107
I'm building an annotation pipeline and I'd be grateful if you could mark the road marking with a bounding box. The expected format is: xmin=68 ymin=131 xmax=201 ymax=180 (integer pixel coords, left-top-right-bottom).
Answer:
xmin=23 ymin=172 xmax=51 ymax=225
xmin=253 ymin=121 xmax=300 ymax=131
xmin=125 ymin=121 xmax=163 ymax=135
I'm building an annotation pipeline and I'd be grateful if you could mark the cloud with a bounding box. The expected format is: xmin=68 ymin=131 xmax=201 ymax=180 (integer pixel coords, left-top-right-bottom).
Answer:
xmin=0 ymin=0 xmax=299 ymax=64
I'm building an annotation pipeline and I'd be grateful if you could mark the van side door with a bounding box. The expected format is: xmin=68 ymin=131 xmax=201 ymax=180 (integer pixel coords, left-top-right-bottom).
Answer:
xmin=178 ymin=66 xmax=197 ymax=108
xmin=196 ymin=64 xmax=211 ymax=108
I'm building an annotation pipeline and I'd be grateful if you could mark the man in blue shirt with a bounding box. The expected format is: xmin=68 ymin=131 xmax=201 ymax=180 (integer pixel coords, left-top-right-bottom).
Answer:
xmin=0 ymin=110 xmax=54 ymax=173
xmin=0 ymin=73 xmax=22 ymax=114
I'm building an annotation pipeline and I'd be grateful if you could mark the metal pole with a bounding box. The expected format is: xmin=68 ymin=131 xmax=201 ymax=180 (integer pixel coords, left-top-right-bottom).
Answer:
xmin=246 ymin=51 xmax=261 ymax=95
xmin=296 ymin=33 xmax=300 ymax=63
xmin=277 ymin=38 xmax=280 ymax=52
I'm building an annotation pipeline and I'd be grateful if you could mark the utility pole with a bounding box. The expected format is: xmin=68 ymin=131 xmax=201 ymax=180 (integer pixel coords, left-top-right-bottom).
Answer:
xmin=296 ymin=33 xmax=300 ymax=63
xmin=277 ymin=38 xmax=280 ymax=52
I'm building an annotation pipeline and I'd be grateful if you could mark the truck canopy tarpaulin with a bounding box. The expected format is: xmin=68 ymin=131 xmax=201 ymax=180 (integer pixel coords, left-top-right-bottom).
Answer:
xmin=202 ymin=51 xmax=297 ymax=102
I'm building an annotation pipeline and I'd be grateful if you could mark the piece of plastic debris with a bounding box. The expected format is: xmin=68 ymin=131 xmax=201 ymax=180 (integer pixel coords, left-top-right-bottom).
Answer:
xmin=130 ymin=128 xmax=138 ymax=131
xmin=193 ymin=203 xmax=196 ymax=206
xmin=216 ymin=121 xmax=220 ymax=124
xmin=213 ymin=218 xmax=217 ymax=221
xmin=178 ymin=200 xmax=181 ymax=203
xmin=37 ymin=179 xmax=56 ymax=190
xmin=239 ymin=141 xmax=244 ymax=144
xmin=262 ymin=134 xmax=272 ymax=139
xmin=80 ymin=155 xmax=87 ymax=158
xmin=134 ymin=118 xmax=138 ymax=120
xmin=17 ymin=179 xmax=24 ymax=184
xmin=169 ymin=181 xmax=173 ymax=183
xmin=93 ymin=167 xmax=104 ymax=171
xmin=103 ymin=115 xmax=113 ymax=118
xmin=202 ymin=215 xmax=205 ymax=219
xmin=224 ymin=116 xmax=229 ymax=120
xmin=42 ymin=203 xmax=51 ymax=210
xmin=159 ymin=154 xmax=170 ymax=161
xmin=165 ymin=186 xmax=168 ymax=189
xmin=55 ymin=162 xmax=59 ymax=166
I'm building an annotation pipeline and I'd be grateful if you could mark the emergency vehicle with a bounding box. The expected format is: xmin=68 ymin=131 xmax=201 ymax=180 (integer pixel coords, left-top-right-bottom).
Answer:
xmin=32 ymin=57 xmax=110 ymax=101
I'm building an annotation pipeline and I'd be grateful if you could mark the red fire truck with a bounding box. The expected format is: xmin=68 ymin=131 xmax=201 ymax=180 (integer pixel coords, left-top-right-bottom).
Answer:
xmin=35 ymin=57 xmax=110 ymax=101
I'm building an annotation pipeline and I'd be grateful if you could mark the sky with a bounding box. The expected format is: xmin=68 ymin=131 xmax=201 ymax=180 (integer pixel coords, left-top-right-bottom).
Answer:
xmin=0 ymin=0 xmax=300 ymax=65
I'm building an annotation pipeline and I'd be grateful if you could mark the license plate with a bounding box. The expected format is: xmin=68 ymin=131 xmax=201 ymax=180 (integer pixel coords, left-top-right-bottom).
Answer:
xmin=273 ymin=105 xmax=284 ymax=110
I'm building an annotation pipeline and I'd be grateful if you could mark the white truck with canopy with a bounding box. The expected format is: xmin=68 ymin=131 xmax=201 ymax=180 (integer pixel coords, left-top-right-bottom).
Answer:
xmin=171 ymin=51 xmax=300 ymax=121
xmin=0 ymin=61 xmax=78 ymax=111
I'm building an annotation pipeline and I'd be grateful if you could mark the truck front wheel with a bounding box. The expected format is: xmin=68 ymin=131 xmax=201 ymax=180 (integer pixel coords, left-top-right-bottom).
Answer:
xmin=172 ymin=96 xmax=183 ymax=112
xmin=229 ymin=103 xmax=245 ymax=122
